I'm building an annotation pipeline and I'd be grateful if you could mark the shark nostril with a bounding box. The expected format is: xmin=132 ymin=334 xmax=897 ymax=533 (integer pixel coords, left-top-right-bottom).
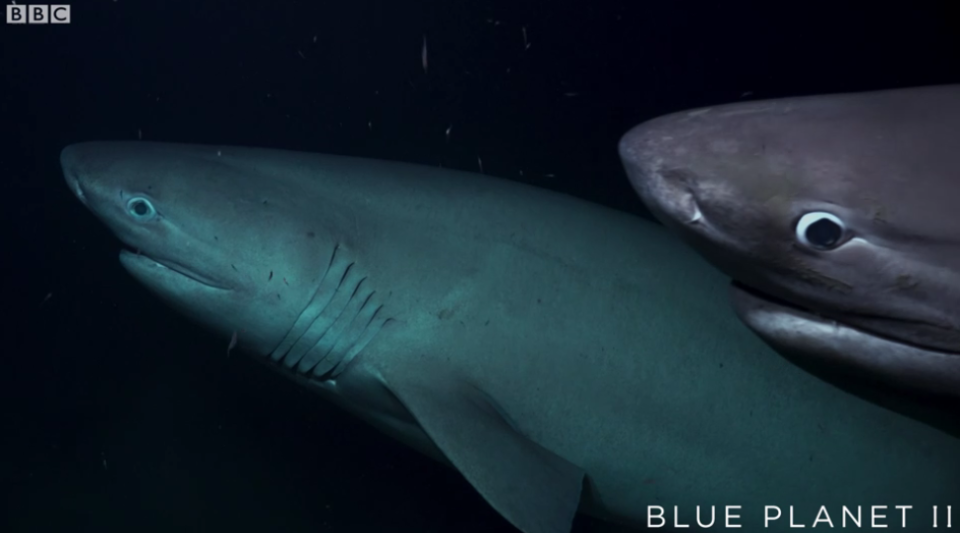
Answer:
xmin=682 ymin=190 xmax=702 ymax=224
xmin=71 ymin=176 xmax=87 ymax=204
xmin=645 ymin=167 xmax=703 ymax=225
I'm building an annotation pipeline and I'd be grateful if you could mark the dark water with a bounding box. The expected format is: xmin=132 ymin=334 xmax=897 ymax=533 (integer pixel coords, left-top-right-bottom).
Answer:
xmin=2 ymin=1 xmax=958 ymax=532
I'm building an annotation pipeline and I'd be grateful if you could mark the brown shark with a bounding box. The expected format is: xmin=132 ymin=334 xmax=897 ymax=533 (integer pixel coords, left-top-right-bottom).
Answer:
xmin=620 ymin=85 xmax=960 ymax=399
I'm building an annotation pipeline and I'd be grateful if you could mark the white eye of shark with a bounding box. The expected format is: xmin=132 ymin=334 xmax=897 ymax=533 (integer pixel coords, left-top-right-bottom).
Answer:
xmin=126 ymin=197 xmax=156 ymax=220
xmin=795 ymin=212 xmax=845 ymax=250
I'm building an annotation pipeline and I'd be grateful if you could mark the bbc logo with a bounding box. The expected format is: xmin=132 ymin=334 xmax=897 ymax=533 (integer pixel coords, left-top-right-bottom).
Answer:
xmin=6 ymin=4 xmax=71 ymax=24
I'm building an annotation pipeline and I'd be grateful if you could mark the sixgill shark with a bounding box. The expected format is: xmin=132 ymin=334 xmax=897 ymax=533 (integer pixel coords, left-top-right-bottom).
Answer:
xmin=62 ymin=141 xmax=960 ymax=533
xmin=620 ymin=85 xmax=960 ymax=401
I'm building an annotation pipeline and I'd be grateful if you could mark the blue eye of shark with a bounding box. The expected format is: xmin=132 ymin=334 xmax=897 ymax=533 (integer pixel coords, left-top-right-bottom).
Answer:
xmin=126 ymin=197 xmax=156 ymax=220
xmin=795 ymin=212 xmax=845 ymax=250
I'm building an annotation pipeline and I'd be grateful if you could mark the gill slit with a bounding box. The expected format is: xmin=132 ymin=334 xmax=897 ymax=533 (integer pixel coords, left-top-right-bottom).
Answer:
xmin=268 ymin=244 xmax=391 ymax=381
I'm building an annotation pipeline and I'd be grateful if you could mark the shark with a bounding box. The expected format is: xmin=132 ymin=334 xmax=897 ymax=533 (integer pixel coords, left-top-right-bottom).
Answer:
xmin=62 ymin=141 xmax=960 ymax=533
xmin=619 ymin=85 xmax=960 ymax=401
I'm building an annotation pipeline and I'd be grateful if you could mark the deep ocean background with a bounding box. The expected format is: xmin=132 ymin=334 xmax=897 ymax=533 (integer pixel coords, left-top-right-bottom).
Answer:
xmin=2 ymin=1 xmax=958 ymax=532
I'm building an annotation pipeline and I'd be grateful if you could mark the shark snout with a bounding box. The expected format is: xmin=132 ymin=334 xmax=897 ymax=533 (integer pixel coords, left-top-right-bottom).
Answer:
xmin=618 ymin=122 xmax=703 ymax=227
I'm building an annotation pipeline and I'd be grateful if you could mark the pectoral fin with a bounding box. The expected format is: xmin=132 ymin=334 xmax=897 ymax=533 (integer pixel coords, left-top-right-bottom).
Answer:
xmin=377 ymin=364 xmax=584 ymax=533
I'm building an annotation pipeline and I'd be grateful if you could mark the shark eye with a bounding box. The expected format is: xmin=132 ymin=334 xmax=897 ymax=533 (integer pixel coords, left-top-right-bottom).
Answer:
xmin=126 ymin=197 xmax=156 ymax=220
xmin=795 ymin=212 xmax=845 ymax=250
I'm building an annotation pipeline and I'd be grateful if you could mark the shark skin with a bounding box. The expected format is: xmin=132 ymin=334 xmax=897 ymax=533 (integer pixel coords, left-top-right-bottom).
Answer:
xmin=62 ymin=141 xmax=960 ymax=533
xmin=619 ymin=85 xmax=960 ymax=400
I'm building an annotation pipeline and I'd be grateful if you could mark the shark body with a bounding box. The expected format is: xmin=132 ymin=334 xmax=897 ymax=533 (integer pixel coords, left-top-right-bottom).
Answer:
xmin=63 ymin=141 xmax=960 ymax=532
xmin=619 ymin=85 xmax=960 ymax=400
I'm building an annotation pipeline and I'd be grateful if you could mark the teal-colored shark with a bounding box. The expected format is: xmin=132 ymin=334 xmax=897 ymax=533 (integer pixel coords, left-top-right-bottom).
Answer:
xmin=63 ymin=141 xmax=960 ymax=533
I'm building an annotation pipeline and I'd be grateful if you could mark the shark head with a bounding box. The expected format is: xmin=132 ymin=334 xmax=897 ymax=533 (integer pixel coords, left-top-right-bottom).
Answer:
xmin=618 ymin=86 xmax=960 ymax=396
xmin=61 ymin=141 xmax=348 ymax=358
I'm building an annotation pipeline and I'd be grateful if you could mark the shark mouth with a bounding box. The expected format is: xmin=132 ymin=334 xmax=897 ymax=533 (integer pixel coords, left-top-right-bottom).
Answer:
xmin=729 ymin=280 xmax=960 ymax=399
xmin=731 ymin=281 xmax=798 ymax=311
xmin=729 ymin=281 xmax=960 ymax=355
xmin=119 ymin=246 xmax=230 ymax=290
